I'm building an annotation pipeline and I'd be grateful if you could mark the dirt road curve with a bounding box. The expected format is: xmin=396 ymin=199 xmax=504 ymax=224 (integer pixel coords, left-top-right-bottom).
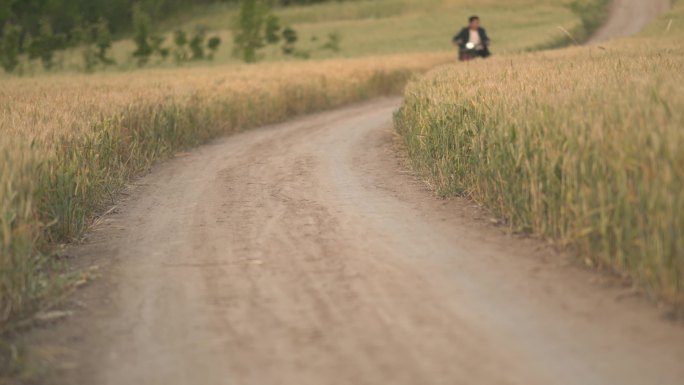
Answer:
xmin=24 ymin=2 xmax=682 ymax=384
xmin=32 ymin=99 xmax=684 ymax=385
xmin=589 ymin=0 xmax=671 ymax=43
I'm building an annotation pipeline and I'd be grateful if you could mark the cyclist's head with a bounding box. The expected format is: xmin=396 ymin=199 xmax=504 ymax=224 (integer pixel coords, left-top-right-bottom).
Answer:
xmin=469 ymin=16 xmax=480 ymax=29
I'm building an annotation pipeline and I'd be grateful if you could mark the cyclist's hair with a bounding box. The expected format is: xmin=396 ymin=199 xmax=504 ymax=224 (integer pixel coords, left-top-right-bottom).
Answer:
xmin=469 ymin=16 xmax=480 ymax=23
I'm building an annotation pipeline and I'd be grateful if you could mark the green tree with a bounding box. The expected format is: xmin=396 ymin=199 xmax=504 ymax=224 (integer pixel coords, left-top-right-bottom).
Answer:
xmin=95 ymin=18 xmax=114 ymax=65
xmin=82 ymin=41 xmax=98 ymax=73
xmin=1 ymin=23 xmax=21 ymax=73
xmin=281 ymin=26 xmax=297 ymax=55
xmin=27 ymin=19 xmax=66 ymax=70
xmin=132 ymin=4 xmax=153 ymax=66
xmin=232 ymin=0 xmax=269 ymax=63
xmin=265 ymin=14 xmax=281 ymax=45
xmin=72 ymin=23 xmax=97 ymax=72
xmin=173 ymin=29 xmax=189 ymax=62
xmin=151 ymin=34 xmax=170 ymax=61
xmin=189 ymin=28 xmax=206 ymax=60
xmin=207 ymin=36 xmax=222 ymax=60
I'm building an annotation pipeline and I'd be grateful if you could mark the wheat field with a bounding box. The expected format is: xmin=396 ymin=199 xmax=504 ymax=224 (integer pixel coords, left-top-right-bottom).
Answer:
xmin=0 ymin=53 xmax=451 ymax=325
xmin=0 ymin=0 xmax=611 ymax=326
xmin=396 ymin=6 xmax=684 ymax=300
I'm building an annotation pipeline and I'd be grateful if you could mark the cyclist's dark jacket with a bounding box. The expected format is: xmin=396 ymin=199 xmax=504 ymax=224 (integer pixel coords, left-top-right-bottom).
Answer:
xmin=453 ymin=27 xmax=491 ymax=55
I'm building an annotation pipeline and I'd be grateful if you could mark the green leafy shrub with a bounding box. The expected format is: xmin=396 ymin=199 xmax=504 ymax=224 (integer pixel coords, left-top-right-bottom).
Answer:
xmin=0 ymin=23 xmax=21 ymax=73
xmin=207 ymin=36 xmax=222 ymax=60
xmin=132 ymin=5 xmax=154 ymax=66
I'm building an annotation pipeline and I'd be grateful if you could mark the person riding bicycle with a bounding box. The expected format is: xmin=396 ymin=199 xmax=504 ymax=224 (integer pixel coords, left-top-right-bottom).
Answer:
xmin=452 ymin=16 xmax=491 ymax=61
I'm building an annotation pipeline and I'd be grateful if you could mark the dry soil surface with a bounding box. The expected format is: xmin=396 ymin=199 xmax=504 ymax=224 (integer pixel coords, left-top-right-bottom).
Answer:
xmin=23 ymin=99 xmax=684 ymax=385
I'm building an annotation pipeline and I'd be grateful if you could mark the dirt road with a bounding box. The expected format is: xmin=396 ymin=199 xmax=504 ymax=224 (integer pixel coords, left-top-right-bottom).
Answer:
xmin=29 ymin=99 xmax=684 ymax=385
xmin=589 ymin=0 xmax=671 ymax=43
xmin=22 ymin=2 xmax=683 ymax=384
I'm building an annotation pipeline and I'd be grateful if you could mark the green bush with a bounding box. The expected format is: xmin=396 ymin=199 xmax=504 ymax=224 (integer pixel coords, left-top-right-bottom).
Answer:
xmin=132 ymin=5 xmax=154 ymax=67
xmin=0 ymin=23 xmax=21 ymax=73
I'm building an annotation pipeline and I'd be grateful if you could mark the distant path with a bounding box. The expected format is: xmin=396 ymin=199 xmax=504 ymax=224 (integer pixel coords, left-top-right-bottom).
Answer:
xmin=589 ymin=0 xmax=671 ymax=43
